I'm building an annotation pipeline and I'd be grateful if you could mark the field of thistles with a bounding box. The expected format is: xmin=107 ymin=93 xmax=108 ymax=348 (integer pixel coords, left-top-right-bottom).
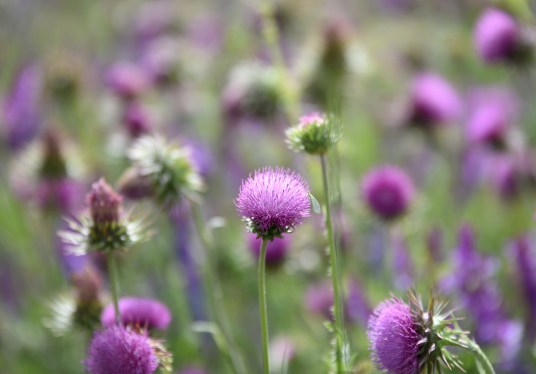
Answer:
xmin=2 ymin=1 xmax=536 ymax=373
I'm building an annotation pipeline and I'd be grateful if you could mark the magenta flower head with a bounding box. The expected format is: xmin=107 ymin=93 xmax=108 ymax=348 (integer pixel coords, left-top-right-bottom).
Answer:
xmin=368 ymin=298 xmax=420 ymax=374
xmin=248 ymin=233 xmax=290 ymax=267
xmin=101 ymin=297 xmax=172 ymax=331
xmin=106 ymin=62 xmax=151 ymax=100
xmin=122 ymin=102 xmax=152 ymax=138
xmin=88 ymin=178 xmax=122 ymax=226
xmin=85 ymin=326 xmax=158 ymax=374
xmin=361 ymin=166 xmax=415 ymax=222
xmin=474 ymin=8 xmax=521 ymax=64
xmin=408 ymin=73 xmax=461 ymax=127
xmin=236 ymin=167 xmax=311 ymax=240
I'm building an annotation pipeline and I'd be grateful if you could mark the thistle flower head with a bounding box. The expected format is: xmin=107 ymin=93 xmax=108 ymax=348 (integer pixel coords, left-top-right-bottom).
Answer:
xmin=369 ymin=293 xmax=468 ymax=374
xmin=286 ymin=112 xmax=341 ymax=155
xmin=59 ymin=178 xmax=149 ymax=255
xmin=85 ymin=326 xmax=159 ymax=374
xmin=127 ymin=134 xmax=204 ymax=206
xmin=361 ymin=166 xmax=415 ymax=222
xmin=236 ymin=167 xmax=311 ymax=240
xmin=101 ymin=297 xmax=172 ymax=331
xmin=474 ymin=8 xmax=521 ymax=64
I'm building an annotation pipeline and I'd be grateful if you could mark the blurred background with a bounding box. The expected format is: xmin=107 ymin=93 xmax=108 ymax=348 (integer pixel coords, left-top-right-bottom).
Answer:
xmin=1 ymin=0 xmax=536 ymax=373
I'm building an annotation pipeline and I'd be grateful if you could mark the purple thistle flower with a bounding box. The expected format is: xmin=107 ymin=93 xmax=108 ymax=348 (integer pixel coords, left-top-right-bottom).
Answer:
xmin=105 ymin=62 xmax=151 ymax=101
xmin=247 ymin=233 xmax=290 ymax=267
xmin=474 ymin=8 xmax=520 ymax=64
xmin=88 ymin=179 xmax=123 ymax=225
xmin=368 ymin=298 xmax=420 ymax=374
xmin=408 ymin=73 xmax=461 ymax=126
xmin=122 ymin=102 xmax=152 ymax=138
xmin=3 ymin=64 xmax=43 ymax=150
xmin=85 ymin=326 xmax=158 ymax=374
xmin=361 ymin=166 xmax=415 ymax=221
xmin=236 ymin=167 xmax=311 ymax=239
xmin=101 ymin=297 xmax=171 ymax=331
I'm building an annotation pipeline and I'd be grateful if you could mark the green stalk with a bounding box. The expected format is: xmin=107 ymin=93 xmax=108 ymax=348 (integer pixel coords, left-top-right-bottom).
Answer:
xmin=191 ymin=203 xmax=247 ymax=374
xmin=320 ymin=154 xmax=345 ymax=373
xmin=258 ymin=238 xmax=270 ymax=374
xmin=466 ymin=339 xmax=496 ymax=374
xmin=108 ymin=253 xmax=121 ymax=325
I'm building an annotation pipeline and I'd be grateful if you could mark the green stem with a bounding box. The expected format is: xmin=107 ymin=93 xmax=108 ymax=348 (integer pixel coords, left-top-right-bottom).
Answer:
xmin=191 ymin=203 xmax=247 ymax=374
xmin=320 ymin=154 xmax=345 ymax=373
xmin=466 ymin=339 xmax=496 ymax=374
xmin=108 ymin=253 xmax=121 ymax=325
xmin=258 ymin=238 xmax=270 ymax=374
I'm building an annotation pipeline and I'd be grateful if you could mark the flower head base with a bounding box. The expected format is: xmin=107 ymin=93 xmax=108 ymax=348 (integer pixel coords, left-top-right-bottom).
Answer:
xmin=248 ymin=233 xmax=290 ymax=268
xmin=101 ymin=297 xmax=172 ymax=331
xmin=127 ymin=135 xmax=204 ymax=207
xmin=85 ymin=326 xmax=158 ymax=374
xmin=368 ymin=293 xmax=470 ymax=374
xmin=286 ymin=112 xmax=341 ymax=155
xmin=236 ymin=167 xmax=311 ymax=240
xmin=59 ymin=179 xmax=149 ymax=255
xmin=361 ymin=166 xmax=415 ymax=222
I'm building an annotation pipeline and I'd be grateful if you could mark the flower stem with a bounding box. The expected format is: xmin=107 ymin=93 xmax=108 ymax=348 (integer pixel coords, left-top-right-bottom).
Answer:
xmin=191 ymin=203 xmax=247 ymax=374
xmin=258 ymin=238 xmax=270 ymax=374
xmin=466 ymin=339 xmax=496 ymax=374
xmin=108 ymin=253 xmax=121 ymax=325
xmin=320 ymin=154 xmax=345 ymax=373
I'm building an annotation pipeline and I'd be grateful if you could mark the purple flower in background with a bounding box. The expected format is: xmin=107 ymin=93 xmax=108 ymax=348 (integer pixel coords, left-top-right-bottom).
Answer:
xmin=106 ymin=62 xmax=151 ymax=100
xmin=122 ymin=101 xmax=152 ymax=138
xmin=408 ymin=73 xmax=460 ymax=126
xmin=368 ymin=298 xmax=420 ymax=374
xmin=85 ymin=326 xmax=158 ymax=374
xmin=133 ymin=1 xmax=177 ymax=45
xmin=36 ymin=178 xmax=84 ymax=213
xmin=305 ymin=282 xmax=334 ymax=321
xmin=474 ymin=8 xmax=520 ymax=63
xmin=236 ymin=167 xmax=311 ymax=239
xmin=101 ymin=297 xmax=171 ymax=330
xmin=361 ymin=166 xmax=415 ymax=221
xmin=510 ymin=236 xmax=536 ymax=342
xmin=465 ymin=87 xmax=518 ymax=148
xmin=392 ymin=234 xmax=413 ymax=290
xmin=140 ymin=37 xmax=181 ymax=86
xmin=345 ymin=279 xmax=371 ymax=327
xmin=3 ymin=64 xmax=43 ymax=150
xmin=248 ymin=233 xmax=290 ymax=267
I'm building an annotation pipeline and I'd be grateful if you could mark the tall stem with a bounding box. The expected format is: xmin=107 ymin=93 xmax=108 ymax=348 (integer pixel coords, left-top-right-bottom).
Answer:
xmin=320 ymin=154 xmax=345 ymax=373
xmin=466 ymin=339 xmax=496 ymax=374
xmin=108 ymin=253 xmax=121 ymax=325
xmin=258 ymin=238 xmax=270 ymax=374
xmin=191 ymin=203 xmax=247 ymax=374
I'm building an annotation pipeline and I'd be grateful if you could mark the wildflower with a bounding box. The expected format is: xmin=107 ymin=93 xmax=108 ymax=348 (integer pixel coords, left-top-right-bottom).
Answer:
xmin=127 ymin=135 xmax=204 ymax=206
xmin=106 ymin=62 xmax=151 ymax=101
xmin=122 ymin=102 xmax=152 ymax=138
xmin=361 ymin=166 xmax=415 ymax=222
xmin=85 ymin=326 xmax=159 ymax=374
xmin=59 ymin=178 xmax=148 ymax=255
xmin=236 ymin=167 xmax=311 ymax=240
xmin=474 ymin=8 xmax=526 ymax=64
xmin=248 ymin=233 xmax=290 ymax=268
xmin=101 ymin=297 xmax=172 ymax=331
xmin=286 ymin=112 xmax=340 ymax=155
xmin=407 ymin=73 xmax=460 ymax=127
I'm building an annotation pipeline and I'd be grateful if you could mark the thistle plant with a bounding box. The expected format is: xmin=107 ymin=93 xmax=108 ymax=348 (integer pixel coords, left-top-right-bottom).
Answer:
xmin=368 ymin=292 xmax=496 ymax=374
xmin=285 ymin=113 xmax=347 ymax=373
xmin=236 ymin=167 xmax=311 ymax=373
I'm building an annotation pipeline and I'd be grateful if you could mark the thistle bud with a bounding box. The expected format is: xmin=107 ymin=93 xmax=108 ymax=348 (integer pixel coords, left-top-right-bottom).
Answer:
xmin=286 ymin=112 xmax=340 ymax=155
xmin=88 ymin=179 xmax=122 ymax=226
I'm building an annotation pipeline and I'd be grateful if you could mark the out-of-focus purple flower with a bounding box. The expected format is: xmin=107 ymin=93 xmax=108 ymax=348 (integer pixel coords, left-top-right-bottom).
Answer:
xmin=122 ymin=102 xmax=152 ymax=138
xmin=368 ymin=298 xmax=420 ymax=374
xmin=101 ymin=297 xmax=172 ymax=331
xmin=305 ymin=282 xmax=334 ymax=321
xmin=236 ymin=167 xmax=311 ymax=240
xmin=3 ymin=64 xmax=43 ymax=150
xmin=85 ymin=326 xmax=158 ymax=374
xmin=247 ymin=233 xmax=290 ymax=268
xmin=392 ymin=234 xmax=413 ymax=290
xmin=186 ymin=15 xmax=223 ymax=54
xmin=88 ymin=178 xmax=122 ymax=225
xmin=56 ymin=221 xmax=89 ymax=276
xmin=465 ymin=87 xmax=518 ymax=148
xmin=345 ymin=279 xmax=371 ymax=327
xmin=407 ymin=73 xmax=461 ymax=126
xmin=474 ymin=8 xmax=520 ymax=63
xmin=133 ymin=1 xmax=177 ymax=45
xmin=441 ymin=225 xmax=521 ymax=361
xmin=510 ymin=236 xmax=536 ymax=342
xmin=140 ymin=37 xmax=180 ymax=86
xmin=183 ymin=139 xmax=213 ymax=179
xmin=361 ymin=166 xmax=415 ymax=222
xmin=105 ymin=62 xmax=151 ymax=100
xmin=36 ymin=178 xmax=85 ymax=213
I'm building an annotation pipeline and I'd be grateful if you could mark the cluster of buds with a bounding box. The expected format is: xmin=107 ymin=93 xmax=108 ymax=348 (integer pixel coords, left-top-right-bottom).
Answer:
xmin=285 ymin=113 xmax=341 ymax=155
